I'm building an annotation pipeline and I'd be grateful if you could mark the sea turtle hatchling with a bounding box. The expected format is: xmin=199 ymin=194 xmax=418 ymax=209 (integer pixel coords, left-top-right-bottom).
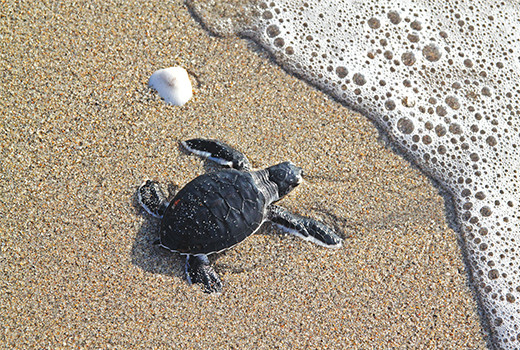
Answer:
xmin=138 ymin=138 xmax=343 ymax=293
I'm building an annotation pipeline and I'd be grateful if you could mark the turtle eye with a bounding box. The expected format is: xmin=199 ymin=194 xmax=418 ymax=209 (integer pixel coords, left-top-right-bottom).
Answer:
xmin=270 ymin=168 xmax=288 ymax=183
xmin=268 ymin=162 xmax=302 ymax=198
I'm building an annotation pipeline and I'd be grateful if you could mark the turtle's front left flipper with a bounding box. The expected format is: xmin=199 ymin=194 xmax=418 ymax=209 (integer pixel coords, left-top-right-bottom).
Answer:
xmin=185 ymin=255 xmax=223 ymax=294
xmin=181 ymin=138 xmax=251 ymax=171
xmin=268 ymin=205 xmax=343 ymax=248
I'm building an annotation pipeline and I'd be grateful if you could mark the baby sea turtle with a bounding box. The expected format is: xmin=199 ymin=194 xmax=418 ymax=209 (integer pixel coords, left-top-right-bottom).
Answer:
xmin=138 ymin=138 xmax=342 ymax=293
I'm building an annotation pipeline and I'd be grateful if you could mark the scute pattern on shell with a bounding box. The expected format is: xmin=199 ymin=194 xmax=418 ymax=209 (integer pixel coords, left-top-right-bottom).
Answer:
xmin=160 ymin=170 xmax=266 ymax=255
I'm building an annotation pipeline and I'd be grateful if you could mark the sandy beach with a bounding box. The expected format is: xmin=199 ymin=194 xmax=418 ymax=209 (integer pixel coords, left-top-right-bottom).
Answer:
xmin=1 ymin=0 xmax=487 ymax=348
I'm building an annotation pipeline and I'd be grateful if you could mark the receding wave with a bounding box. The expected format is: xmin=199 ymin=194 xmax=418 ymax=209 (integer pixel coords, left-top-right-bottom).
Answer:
xmin=187 ymin=0 xmax=520 ymax=347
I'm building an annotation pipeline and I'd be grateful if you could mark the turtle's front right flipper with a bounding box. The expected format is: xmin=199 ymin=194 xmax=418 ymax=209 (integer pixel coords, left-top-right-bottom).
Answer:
xmin=181 ymin=138 xmax=251 ymax=171
xmin=268 ymin=205 xmax=343 ymax=248
xmin=185 ymin=255 xmax=223 ymax=294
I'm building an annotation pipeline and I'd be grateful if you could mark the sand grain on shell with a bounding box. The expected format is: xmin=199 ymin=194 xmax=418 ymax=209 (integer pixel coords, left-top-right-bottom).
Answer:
xmin=1 ymin=0 xmax=486 ymax=348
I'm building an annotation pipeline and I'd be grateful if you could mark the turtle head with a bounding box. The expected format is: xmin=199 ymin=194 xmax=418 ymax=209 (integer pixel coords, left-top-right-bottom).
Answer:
xmin=267 ymin=161 xmax=303 ymax=199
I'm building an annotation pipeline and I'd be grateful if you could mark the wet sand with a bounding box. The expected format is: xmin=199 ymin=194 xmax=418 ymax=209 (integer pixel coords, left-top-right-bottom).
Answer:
xmin=1 ymin=0 xmax=487 ymax=348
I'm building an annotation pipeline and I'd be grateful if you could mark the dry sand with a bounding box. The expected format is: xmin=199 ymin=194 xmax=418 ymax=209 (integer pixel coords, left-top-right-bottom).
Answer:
xmin=1 ymin=0 xmax=488 ymax=348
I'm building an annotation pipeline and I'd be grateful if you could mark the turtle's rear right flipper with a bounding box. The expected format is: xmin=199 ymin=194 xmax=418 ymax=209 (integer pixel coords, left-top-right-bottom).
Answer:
xmin=268 ymin=205 xmax=343 ymax=248
xmin=181 ymin=138 xmax=251 ymax=171
xmin=185 ymin=255 xmax=223 ymax=294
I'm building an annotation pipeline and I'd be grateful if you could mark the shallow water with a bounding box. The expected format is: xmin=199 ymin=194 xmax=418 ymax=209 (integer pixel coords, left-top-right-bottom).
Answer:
xmin=188 ymin=0 xmax=520 ymax=348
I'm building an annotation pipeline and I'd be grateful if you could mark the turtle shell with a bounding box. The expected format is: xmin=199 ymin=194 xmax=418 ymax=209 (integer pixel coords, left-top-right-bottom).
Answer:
xmin=160 ymin=169 xmax=266 ymax=255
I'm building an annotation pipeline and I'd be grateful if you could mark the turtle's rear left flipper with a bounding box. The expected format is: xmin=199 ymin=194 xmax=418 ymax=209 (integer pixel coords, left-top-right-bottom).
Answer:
xmin=268 ymin=205 xmax=343 ymax=248
xmin=181 ymin=138 xmax=251 ymax=171
xmin=138 ymin=180 xmax=169 ymax=218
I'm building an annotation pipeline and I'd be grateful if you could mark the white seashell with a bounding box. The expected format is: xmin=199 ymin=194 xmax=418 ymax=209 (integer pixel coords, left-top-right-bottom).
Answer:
xmin=148 ymin=67 xmax=193 ymax=106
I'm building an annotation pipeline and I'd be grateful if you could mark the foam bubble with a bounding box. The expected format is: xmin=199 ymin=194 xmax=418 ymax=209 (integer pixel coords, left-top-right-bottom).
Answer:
xmin=148 ymin=67 xmax=193 ymax=106
xmin=188 ymin=0 xmax=520 ymax=347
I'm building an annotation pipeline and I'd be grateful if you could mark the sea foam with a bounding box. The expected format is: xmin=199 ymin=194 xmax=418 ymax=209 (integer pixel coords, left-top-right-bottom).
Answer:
xmin=187 ymin=0 xmax=520 ymax=347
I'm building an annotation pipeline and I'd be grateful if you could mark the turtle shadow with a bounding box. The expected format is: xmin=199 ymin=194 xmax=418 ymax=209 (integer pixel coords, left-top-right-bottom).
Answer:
xmin=130 ymin=185 xmax=186 ymax=280
xmin=310 ymin=207 xmax=352 ymax=240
